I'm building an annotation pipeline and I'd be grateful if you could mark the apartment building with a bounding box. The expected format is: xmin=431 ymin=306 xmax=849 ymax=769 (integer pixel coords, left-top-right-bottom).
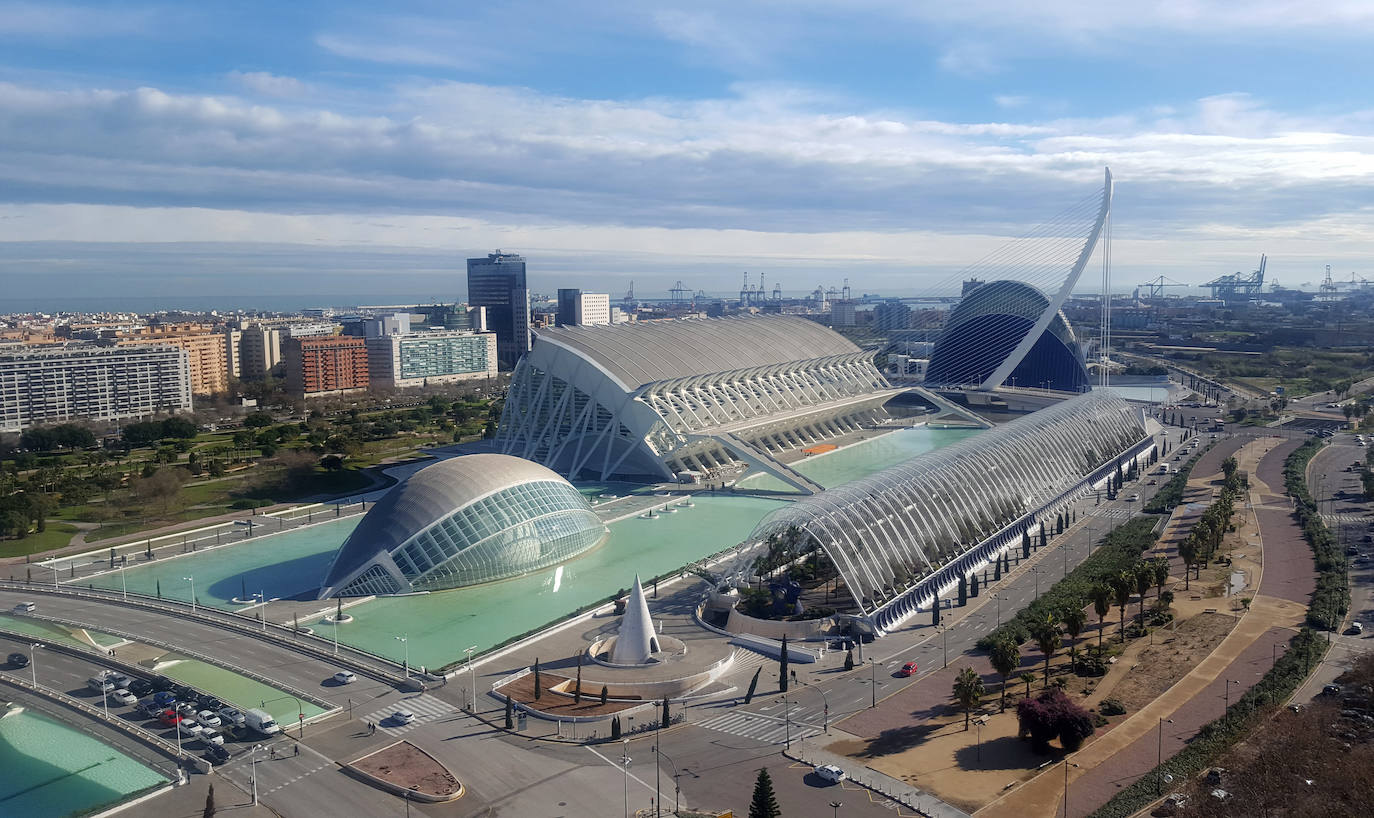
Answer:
xmin=365 ymin=330 xmax=497 ymax=389
xmin=283 ymin=335 xmax=369 ymax=398
xmin=0 ymin=344 xmax=192 ymax=433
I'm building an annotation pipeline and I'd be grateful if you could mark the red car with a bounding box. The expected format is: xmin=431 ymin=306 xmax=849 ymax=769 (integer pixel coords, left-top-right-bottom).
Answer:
xmin=897 ymin=662 xmax=918 ymax=677
xmin=158 ymin=709 xmax=182 ymax=728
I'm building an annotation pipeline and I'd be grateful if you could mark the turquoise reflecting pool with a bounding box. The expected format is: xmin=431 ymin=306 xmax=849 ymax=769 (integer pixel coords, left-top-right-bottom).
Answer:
xmin=0 ymin=706 xmax=166 ymax=817
xmin=311 ymin=494 xmax=785 ymax=669
xmin=741 ymin=426 xmax=981 ymax=490
xmin=1097 ymin=384 xmax=1170 ymax=403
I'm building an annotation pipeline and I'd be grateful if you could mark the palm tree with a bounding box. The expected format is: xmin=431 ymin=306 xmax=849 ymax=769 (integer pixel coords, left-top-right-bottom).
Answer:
xmin=1153 ymin=558 xmax=1170 ymax=598
xmin=1020 ymin=672 xmax=1036 ymax=699
xmin=1112 ymin=573 xmax=1133 ymax=642
xmin=1091 ymin=584 xmax=1112 ymax=647
xmin=1177 ymin=536 xmax=1198 ymax=590
xmin=1031 ymin=617 xmax=1062 ymax=688
xmin=989 ymin=637 xmax=1021 ymax=711
xmin=1134 ymin=562 xmax=1154 ymax=624
xmin=952 ymin=667 xmax=985 ymax=730
xmin=1060 ymin=604 xmax=1087 ymax=668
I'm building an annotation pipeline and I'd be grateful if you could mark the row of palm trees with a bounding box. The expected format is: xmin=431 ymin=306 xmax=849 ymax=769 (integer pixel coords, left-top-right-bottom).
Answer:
xmin=984 ymin=557 xmax=1173 ymax=710
xmin=1175 ymin=456 xmax=1243 ymax=589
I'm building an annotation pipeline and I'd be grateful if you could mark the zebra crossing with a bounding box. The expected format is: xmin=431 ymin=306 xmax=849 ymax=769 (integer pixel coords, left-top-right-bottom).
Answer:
xmin=359 ymin=693 xmax=455 ymax=735
xmin=1324 ymin=512 xmax=1373 ymax=526
xmin=698 ymin=707 xmax=825 ymax=745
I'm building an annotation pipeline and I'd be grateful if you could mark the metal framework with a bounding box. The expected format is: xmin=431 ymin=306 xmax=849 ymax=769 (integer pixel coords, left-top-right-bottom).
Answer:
xmin=497 ymin=316 xmax=893 ymax=486
xmin=748 ymin=392 xmax=1149 ymax=623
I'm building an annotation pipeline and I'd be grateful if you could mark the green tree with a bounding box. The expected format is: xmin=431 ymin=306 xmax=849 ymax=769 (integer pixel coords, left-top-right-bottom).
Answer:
xmin=1134 ymin=562 xmax=1154 ymax=624
xmin=1030 ymin=617 xmax=1062 ymax=688
xmin=1020 ymin=672 xmax=1036 ymax=699
xmin=778 ymin=635 xmax=789 ymax=693
xmin=1060 ymin=604 xmax=1087 ymax=668
xmin=749 ymin=768 xmax=781 ymax=818
xmin=600 ymin=685 xmax=608 ymax=706
xmin=1112 ymin=573 xmax=1134 ymax=642
xmin=610 ymin=715 xmax=621 ymax=740
xmin=504 ymin=694 xmax=514 ymax=729
xmin=989 ymin=637 xmax=1021 ymax=711
xmin=1177 ymin=536 xmax=1198 ymax=590
xmin=952 ymin=666 xmax=985 ymax=730
xmin=844 ymin=648 xmax=854 ymax=671
xmin=1091 ymin=584 xmax=1112 ymax=647
xmin=1152 ymin=557 xmax=1170 ymax=598
xmin=744 ymin=667 xmax=761 ymax=704
xmin=533 ymin=657 xmax=541 ymax=701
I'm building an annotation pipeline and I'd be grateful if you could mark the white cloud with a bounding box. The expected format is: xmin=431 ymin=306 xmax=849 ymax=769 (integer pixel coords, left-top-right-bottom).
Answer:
xmin=937 ymin=41 xmax=1000 ymax=76
xmin=228 ymin=71 xmax=307 ymax=98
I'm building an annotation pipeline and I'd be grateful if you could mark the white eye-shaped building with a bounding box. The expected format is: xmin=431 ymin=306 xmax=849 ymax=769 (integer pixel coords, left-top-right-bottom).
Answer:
xmin=319 ymin=454 xmax=608 ymax=598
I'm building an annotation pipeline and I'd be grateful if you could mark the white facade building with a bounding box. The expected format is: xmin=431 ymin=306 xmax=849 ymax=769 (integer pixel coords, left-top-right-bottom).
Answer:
xmin=574 ymin=293 xmax=611 ymax=326
xmin=364 ymin=330 xmax=497 ymax=389
xmin=0 ymin=344 xmax=192 ymax=432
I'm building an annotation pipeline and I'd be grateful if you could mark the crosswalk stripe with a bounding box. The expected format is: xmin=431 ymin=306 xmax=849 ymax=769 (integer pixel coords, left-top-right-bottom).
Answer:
xmin=697 ymin=710 xmax=824 ymax=744
xmin=359 ymin=693 xmax=454 ymax=733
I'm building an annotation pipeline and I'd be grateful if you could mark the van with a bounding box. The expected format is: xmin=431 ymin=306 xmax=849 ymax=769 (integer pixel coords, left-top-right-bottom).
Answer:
xmin=87 ymin=674 xmax=116 ymax=694
xmin=242 ymin=708 xmax=281 ymax=735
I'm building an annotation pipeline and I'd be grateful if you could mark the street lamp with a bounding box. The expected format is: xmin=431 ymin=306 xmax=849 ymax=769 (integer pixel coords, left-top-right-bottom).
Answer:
xmin=1062 ymin=759 xmax=1079 ymax=818
xmin=1224 ymin=679 xmax=1240 ymax=714
xmin=47 ymin=563 xmax=60 ymax=590
xmin=250 ymin=744 xmax=264 ymax=805
xmin=621 ymin=739 xmax=632 ymax=818
xmin=779 ymin=691 xmax=792 ymax=750
xmin=935 ymin=625 xmax=948 ymax=668
xmin=1157 ymin=717 xmax=1174 ymax=795
xmin=829 ymin=801 xmax=843 ymax=818
xmin=868 ymin=659 xmax=878 ymax=709
xmin=29 ymin=642 xmax=42 ymax=687
xmin=395 ymin=634 xmax=410 ymax=678
xmin=464 ymin=645 xmax=478 ymax=712
xmin=182 ymin=576 xmax=195 ymax=613
xmin=1031 ymin=567 xmax=1045 ymax=601
xmin=799 ymin=679 xmax=830 ymax=733
xmin=655 ymin=745 xmax=683 ymax=816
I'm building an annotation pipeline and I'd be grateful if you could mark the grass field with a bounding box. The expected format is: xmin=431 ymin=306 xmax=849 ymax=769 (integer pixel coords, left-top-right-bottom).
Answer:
xmin=0 ymin=523 xmax=80 ymax=559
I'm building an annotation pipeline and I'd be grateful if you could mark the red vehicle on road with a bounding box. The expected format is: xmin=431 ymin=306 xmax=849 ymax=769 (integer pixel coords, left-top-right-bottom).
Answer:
xmin=158 ymin=709 xmax=182 ymax=728
xmin=897 ymin=661 xmax=918 ymax=677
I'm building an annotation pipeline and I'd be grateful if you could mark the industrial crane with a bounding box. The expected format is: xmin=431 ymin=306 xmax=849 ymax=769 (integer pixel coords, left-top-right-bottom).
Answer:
xmin=1203 ymin=254 xmax=1265 ymax=301
xmin=1133 ymin=275 xmax=1187 ymax=301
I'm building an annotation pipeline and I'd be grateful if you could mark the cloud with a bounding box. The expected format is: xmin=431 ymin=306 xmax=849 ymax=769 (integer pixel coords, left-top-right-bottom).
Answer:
xmin=994 ymin=95 xmax=1029 ymax=109
xmin=937 ymin=41 xmax=1000 ymax=76
xmin=228 ymin=71 xmax=307 ymax=98
xmin=0 ymin=1 xmax=157 ymax=38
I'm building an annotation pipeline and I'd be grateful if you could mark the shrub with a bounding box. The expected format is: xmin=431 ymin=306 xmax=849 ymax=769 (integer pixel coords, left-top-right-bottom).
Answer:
xmin=1016 ymin=688 xmax=1095 ymax=754
xmin=1074 ymin=654 xmax=1107 ymax=677
xmin=1099 ymin=698 xmax=1126 ymax=716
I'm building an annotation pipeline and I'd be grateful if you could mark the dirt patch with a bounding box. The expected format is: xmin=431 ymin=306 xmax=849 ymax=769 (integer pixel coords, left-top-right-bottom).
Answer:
xmin=353 ymin=740 xmax=461 ymax=798
xmin=1098 ymin=612 xmax=1235 ymax=714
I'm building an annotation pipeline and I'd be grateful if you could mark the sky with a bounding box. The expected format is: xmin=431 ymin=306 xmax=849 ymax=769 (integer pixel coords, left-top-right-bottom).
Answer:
xmin=2 ymin=0 xmax=1373 ymax=307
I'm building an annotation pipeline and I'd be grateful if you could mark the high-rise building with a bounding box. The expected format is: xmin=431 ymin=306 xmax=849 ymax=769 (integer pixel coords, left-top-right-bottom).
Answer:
xmin=0 ymin=345 xmax=192 ymax=432
xmin=830 ymin=302 xmax=857 ymax=327
xmin=284 ymin=336 xmax=370 ymax=398
xmin=872 ymin=301 xmax=913 ymax=331
xmin=365 ymin=330 xmax=498 ymax=389
xmin=556 ymin=289 xmax=611 ymax=327
xmin=466 ymin=250 xmax=530 ymax=368
xmin=221 ymin=328 xmax=243 ymax=380
xmin=117 ymin=324 xmax=230 ymax=395
xmin=239 ymin=325 xmax=282 ymax=380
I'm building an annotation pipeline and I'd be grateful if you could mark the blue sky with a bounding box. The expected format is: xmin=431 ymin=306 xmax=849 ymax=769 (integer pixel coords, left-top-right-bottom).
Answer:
xmin=2 ymin=0 xmax=1374 ymax=306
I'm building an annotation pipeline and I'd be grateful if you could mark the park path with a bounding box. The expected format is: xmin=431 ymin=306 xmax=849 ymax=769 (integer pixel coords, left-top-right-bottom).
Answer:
xmin=976 ymin=437 xmax=1314 ymax=818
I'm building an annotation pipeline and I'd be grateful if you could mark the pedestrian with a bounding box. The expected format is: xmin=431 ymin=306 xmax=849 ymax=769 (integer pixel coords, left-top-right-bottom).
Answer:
xmin=270 ymin=746 xmax=276 ymax=759
xmin=294 ymin=744 xmax=299 ymax=757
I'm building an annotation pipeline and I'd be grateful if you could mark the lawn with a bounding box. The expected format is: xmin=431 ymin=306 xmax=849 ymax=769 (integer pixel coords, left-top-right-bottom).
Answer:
xmin=0 ymin=523 xmax=80 ymax=559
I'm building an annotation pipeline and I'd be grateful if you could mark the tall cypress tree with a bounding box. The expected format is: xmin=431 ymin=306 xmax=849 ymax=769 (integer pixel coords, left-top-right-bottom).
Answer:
xmin=533 ymin=658 xmax=541 ymax=701
xmin=749 ymin=768 xmax=782 ymax=818
xmin=778 ymin=636 xmax=789 ymax=693
xmin=504 ymin=694 xmax=513 ymax=729
xmin=744 ymin=667 xmax=761 ymax=704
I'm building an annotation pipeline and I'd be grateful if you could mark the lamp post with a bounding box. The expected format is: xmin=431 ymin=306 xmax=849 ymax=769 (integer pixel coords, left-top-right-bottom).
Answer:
xmin=182 ymin=576 xmax=195 ymax=613
xmin=654 ymin=745 xmax=683 ymax=816
xmin=1062 ymin=759 xmax=1079 ymax=818
xmin=1224 ymin=679 xmax=1239 ymax=714
xmin=250 ymin=744 xmax=263 ymax=805
xmin=48 ymin=563 xmax=60 ymax=590
xmin=621 ymin=739 xmax=631 ymax=818
xmin=1031 ymin=567 xmax=1044 ymax=601
xmin=464 ymin=645 xmax=478 ymax=712
xmin=799 ymin=679 xmax=830 ymax=733
xmin=829 ymin=801 xmax=843 ymax=818
xmin=395 ymin=635 xmax=410 ymax=679
xmin=780 ymin=692 xmax=792 ymax=750
xmin=29 ymin=642 xmax=42 ymax=687
xmin=935 ymin=625 xmax=948 ymax=668
xmin=992 ymin=593 xmax=1002 ymax=628
xmin=1157 ymin=717 xmax=1174 ymax=795
xmin=868 ymin=659 xmax=878 ymax=709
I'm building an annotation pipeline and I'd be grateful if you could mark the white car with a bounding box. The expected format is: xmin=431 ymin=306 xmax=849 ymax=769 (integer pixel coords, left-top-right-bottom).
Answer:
xmin=814 ymin=764 xmax=846 ymax=784
xmin=107 ymin=688 xmax=138 ymax=706
xmin=197 ymin=710 xmax=222 ymax=727
xmin=392 ymin=709 xmax=415 ymax=725
xmin=199 ymin=728 xmax=225 ymax=746
xmin=13 ymin=602 xmax=35 ymax=613
xmin=333 ymin=671 xmax=358 ymax=685
xmin=177 ymin=719 xmax=204 ymax=737
xmin=218 ymin=706 xmax=246 ymax=726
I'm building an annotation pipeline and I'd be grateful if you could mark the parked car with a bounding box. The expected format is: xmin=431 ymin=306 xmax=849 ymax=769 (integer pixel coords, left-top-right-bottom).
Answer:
xmin=199 ymin=728 xmax=225 ymax=746
xmin=896 ymin=662 xmax=919 ymax=677
xmin=158 ymin=710 xmax=183 ymax=728
xmin=152 ymin=690 xmax=177 ymax=708
xmin=218 ymin=706 xmax=247 ymax=727
xmin=814 ymin=764 xmax=846 ymax=784
xmin=135 ymin=698 xmax=162 ymax=718
xmin=128 ymin=679 xmax=154 ymax=697
xmin=13 ymin=602 xmax=36 ymax=613
xmin=175 ymin=701 xmax=198 ymax=717
xmin=1321 ymin=684 xmax=1342 ymax=697
xmin=108 ymin=689 xmax=138 ymax=706
xmin=105 ymin=672 xmax=131 ymax=689
xmin=392 ymin=709 xmax=416 ymax=725
xmin=1350 ymin=622 xmax=1365 ymax=635
xmin=6 ymin=652 xmax=28 ymax=668
xmin=333 ymin=670 xmax=358 ymax=685
xmin=87 ymin=676 xmax=116 ymax=694
xmin=197 ymin=710 xmax=222 ymax=727
xmin=203 ymin=744 xmax=231 ymax=764
xmin=177 ymin=719 xmax=203 ymax=737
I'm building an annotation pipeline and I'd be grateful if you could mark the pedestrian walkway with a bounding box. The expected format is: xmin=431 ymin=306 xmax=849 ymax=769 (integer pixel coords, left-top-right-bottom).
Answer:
xmin=698 ymin=707 xmax=824 ymax=745
xmin=359 ymin=692 xmax=453 ymax=735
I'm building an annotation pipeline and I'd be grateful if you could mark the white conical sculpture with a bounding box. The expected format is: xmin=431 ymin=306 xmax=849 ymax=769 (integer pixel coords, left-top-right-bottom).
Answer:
xmin=611 ymin=575 xmax=660 ymax=664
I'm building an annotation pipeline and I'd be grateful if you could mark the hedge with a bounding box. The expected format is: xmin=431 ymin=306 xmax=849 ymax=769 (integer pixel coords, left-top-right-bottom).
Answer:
xmin=1143 ymin=438 xmax=1217 ymax=513
xmin=1282 ymin=439 xmax=1350 ymax=629
xmin=975 ymin=517 xmax=1159 ymax=650
xmin=1085 ymin=438 xmax=1340 ymax=817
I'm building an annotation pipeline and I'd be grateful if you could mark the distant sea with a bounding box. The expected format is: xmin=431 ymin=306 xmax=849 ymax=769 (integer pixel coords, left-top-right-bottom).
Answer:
xmin=0 ymin=293 xmax=457 ymax=315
